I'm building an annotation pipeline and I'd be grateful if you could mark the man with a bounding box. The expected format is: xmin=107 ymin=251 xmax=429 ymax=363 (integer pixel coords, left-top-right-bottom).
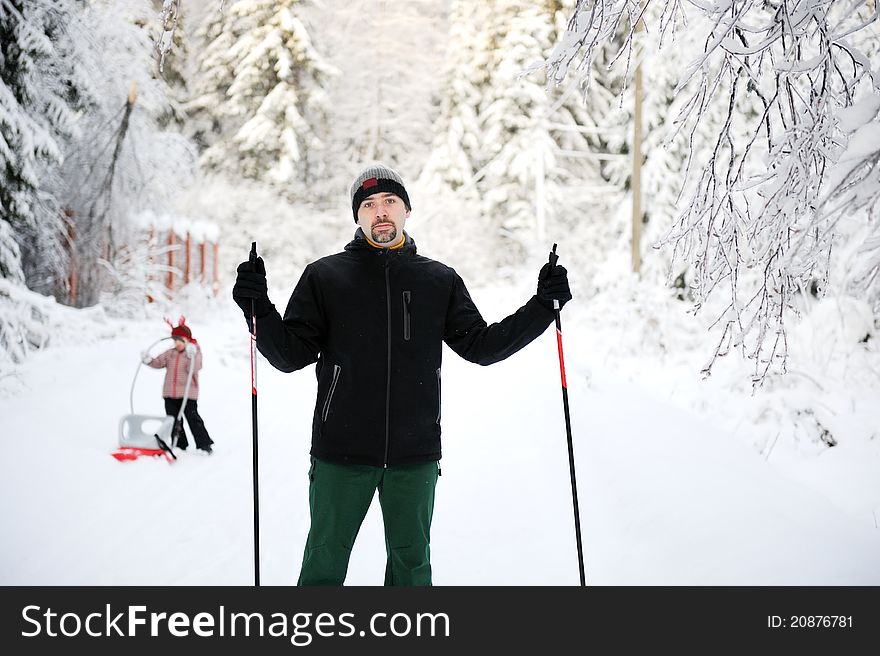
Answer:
xmin=232 ymin=164 xmax=571 ymax=586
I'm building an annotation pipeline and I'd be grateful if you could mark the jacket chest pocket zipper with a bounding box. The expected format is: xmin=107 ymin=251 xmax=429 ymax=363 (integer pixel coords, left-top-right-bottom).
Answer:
xmin=322 ymin=364 xmax=342 ymax=422
xmin=403 ymin=291 xmax=412 ymax=341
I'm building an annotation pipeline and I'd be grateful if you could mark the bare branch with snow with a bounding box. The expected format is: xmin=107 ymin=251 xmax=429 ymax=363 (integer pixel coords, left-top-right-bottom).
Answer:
xmin=546 ymin=0 xmax=880 ymax=383
xmin=157 ymin=0 xmax=181 ymax=74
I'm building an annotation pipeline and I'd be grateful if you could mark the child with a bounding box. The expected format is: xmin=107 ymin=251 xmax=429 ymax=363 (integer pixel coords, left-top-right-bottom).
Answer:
xmin=142 ymin=317 xmax=214 ymax=454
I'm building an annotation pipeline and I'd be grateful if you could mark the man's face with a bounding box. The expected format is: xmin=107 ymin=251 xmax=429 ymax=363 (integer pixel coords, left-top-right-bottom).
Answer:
xmin=356 ymin=192 xmax=410 ymax=246
xmin=173 ymin=337 xmax=186 ymax=351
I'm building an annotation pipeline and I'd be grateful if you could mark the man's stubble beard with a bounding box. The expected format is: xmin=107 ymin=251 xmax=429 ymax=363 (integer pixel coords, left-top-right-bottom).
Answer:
xmin=371 ymin=225 xmax=398 ymax=244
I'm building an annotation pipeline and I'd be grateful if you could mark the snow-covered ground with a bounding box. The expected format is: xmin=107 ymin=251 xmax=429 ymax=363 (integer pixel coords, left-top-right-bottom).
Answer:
xmin=2 ymin=281 xmax=879 ymax=585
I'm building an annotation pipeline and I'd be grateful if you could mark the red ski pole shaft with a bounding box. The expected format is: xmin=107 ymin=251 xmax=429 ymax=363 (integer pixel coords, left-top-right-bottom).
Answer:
xmin=249 ymin=241 xmax=261 ymax=587
xmin=549 ymin=243 xmax=586 ymax=586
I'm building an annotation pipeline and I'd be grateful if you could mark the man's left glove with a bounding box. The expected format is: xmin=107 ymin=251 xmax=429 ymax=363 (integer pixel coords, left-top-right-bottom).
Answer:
xmin=536 ymin=262 xmax=572 ymax=311
xmin=184 ymin=342 xmax=197 ymax=359
xmin=232 ymin=256 xmax=274 ymax=317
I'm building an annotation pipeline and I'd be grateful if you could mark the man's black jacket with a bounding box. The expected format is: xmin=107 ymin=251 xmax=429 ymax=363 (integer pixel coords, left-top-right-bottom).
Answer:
xmin=249 ymin=230 xmax=555 ymax=467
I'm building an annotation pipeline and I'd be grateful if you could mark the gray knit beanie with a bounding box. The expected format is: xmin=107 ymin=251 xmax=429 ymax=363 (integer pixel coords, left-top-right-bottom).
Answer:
xmin=350 ymin=164 xmax=411 ymax=222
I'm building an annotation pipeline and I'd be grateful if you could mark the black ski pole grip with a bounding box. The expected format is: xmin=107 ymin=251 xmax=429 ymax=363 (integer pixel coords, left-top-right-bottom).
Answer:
xmin=249 ymin=241 xmax=257 ymax=266
xmin=549 ymin=243 xmax=559 ymax=268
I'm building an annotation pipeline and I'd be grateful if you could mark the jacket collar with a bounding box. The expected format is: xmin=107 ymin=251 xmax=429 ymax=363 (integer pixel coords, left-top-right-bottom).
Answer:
xmin=344 ymin=228 xmax=418 ymax=255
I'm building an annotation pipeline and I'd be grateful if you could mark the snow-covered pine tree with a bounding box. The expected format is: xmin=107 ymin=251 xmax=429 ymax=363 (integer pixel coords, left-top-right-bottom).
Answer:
xmin=417 ymin=0 xmax=494 ymax=195
xmin=186 ymin=2 xmax=234 ymax=153
xmin=0 ymin=0 xmax=79 ymax=289
xmin=316 ymin=0 xmax=447 ymax=194
xmin=418 ymin=0 xmax=606 ymax=278
xmin=190 ymin=0 xmax=334 ymax=193
xmin=406 ymin=0 xmax=494 ymax=278
xmin=479 ymin=0 xmax=553 ymax=267
xmin=0 ymin=0 xmax=90 ymax=367
xmin=480 ymin=0 xmax=607 ymax=269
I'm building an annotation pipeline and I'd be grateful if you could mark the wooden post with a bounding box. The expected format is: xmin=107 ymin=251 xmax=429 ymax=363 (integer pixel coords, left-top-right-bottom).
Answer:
xmin=631 ymin=11 xmax=644 ymax=276
xmin=185 ymin=231 xmax=192 ymax=284
xmin=535 ymin=139 xmax=546 ymax=244
xmin=213 ymin=242 xmax=219 ymax=296
xmin=146 ymin=227 xmax=155 ymax=303
xmin=64 ymin=209 xmax=77 ymax=306
xmin=199 ymin=241 xmax=207 ymax=284
xmin=167 ymin=231 xmax=176 ymax=294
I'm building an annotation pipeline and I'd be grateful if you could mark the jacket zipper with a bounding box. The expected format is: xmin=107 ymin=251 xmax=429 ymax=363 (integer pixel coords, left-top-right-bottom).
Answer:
xmin=321 ymin=364 xmax=342 ymax=422
xmin=403 ymin=290 xmax=411 ymax=341
xmin=172 ymin=352 xmax=181 ymax=397
xmin=436 ymin=367 xmax=442 ymax=424
xmin=384 ymin=253 xmax=392 ymax=467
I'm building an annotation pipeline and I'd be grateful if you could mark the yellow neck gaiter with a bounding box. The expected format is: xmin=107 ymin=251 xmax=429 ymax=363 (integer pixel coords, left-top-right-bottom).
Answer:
xmin=364 ymin=232 xmax=405 ymax=250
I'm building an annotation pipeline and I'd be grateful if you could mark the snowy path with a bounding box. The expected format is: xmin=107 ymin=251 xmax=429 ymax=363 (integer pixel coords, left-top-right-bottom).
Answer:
xmin=2 ymin=300 xmax=879 ymax=585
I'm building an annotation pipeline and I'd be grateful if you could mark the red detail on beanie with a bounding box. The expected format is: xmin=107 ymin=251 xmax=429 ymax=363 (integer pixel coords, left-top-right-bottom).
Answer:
xmin=171 ymin=325 xmax=192 ymax=340
xmin=167 ymin=315 xmax=193 ymax=341
xmin=362 ymin=178 xmax=378 ymax=190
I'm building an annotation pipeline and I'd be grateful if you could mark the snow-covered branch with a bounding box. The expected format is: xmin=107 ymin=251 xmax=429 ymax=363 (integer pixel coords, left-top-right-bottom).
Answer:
xmin=156 ymin=0 xmax=181 ymax=74
xmin=547 ymin=0 xmax=880 ymax=382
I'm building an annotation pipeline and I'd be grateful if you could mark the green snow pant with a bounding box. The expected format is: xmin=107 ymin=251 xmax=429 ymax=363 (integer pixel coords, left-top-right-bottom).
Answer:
xmin=297 ymin=457 xmax=439 ymax=586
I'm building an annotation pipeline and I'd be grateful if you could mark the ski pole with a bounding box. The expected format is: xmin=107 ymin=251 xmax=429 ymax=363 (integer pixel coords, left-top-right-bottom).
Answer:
xmin=155 ymin=435 xmax=178 ymax=461
xmin=249 ymin=241 xmax=261 ymax=587
xmin=549 ymin=243 xmax=586 ymax=586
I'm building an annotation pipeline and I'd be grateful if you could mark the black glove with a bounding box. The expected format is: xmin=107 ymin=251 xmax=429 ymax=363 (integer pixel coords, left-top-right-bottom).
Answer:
xmin=232 ymin=256 xmax=274 ymax=317
xmin=536 ymin=262 xmax=572 ymax=311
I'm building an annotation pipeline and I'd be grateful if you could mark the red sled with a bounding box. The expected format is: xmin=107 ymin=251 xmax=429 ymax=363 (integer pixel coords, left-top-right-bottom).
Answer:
xmin=112 ymin=446 xmax=174 ymax=463
xmin=112 ymin=414 xmax=178 ymax=463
